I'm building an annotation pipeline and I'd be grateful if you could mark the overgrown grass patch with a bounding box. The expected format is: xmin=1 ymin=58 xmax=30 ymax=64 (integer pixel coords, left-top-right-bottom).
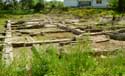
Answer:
xmin=58 ymin=8 xmax=122 ymax=17
xmin=0 ymin=10 xmax=34 ymax=15
xmin=0 ymin=41 xmax=125 ymax=76
xmin=0 ymin=8 xmax=125 ymax=76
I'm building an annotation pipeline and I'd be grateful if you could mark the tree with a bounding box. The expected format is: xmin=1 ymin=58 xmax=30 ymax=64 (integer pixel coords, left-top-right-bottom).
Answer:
xmin=118 ymin=0 xmax=125 ymax=12
xmin=20 ymin=0 xmax=35 ymax=9
xmin=3 ymin=0 xmax=13 ymax=10
xmin=0 ymin=0 xmax=45 ymax=12
xmin=110 ymin=0 xmax=125 ymax=12
xmin=12 ymin=0 xmax=19 ymax=9
xmin=109 ymin=0 xmax=118 ymax=9
xmin=0 ymin=0 xmax=4 ymax=9
xmin=34 ymin=0 xmax=45 ymax=12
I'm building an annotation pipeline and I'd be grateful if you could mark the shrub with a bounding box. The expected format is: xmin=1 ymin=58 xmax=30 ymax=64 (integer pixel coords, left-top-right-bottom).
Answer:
xmin=34 ymin=2 xmax=44 ymax=12
xmin=109 ymin=0 xmax=118 ymax=9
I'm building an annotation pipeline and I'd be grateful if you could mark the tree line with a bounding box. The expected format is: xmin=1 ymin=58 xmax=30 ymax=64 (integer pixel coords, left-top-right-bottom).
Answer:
xmin=0 ymin=0 xmax=45 ymax=12
xmin=0 ymin=0 xmax=125 ymax=12
xmin=118 ymin=0 xmax=125 ymax=12
xmin=109 ymin=0 xmax=125 ymax=12
xmin=0 ymin=0 xmax=64 ymax=12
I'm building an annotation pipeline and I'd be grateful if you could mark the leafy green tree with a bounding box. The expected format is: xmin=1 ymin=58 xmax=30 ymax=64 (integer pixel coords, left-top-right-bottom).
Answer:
xmin=0 ymin=0 xmax=4 ymax=9
xmin=110 ymin=0 xmax=125 ymax=12
xmin=3 ymin=0 xmax=13 ymax=10
xmin=34 ymin=0 xmax=45 ymax=12
xmin=109 ymin=0 xmax=118 ymax=9
xmin=11 ymin=0 xmax=19 ymax=9
xmin=20 ymin=0 xmax=35 ymax=9
xmin=118 ymin=0 xmax=125 ymax=12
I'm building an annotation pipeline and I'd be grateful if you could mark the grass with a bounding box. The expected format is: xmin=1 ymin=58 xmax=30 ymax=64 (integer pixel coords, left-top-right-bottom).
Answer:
xmin=0 ymin=13 xmax=45 ymax=32
xmin=49 ymin=8 xmax=123 ymax=17
xmin=0 ymin=8 xmax=125 ymax=76
xmin=0 ymin=38 xmax=125 ymax=76
xmin=0 ymin=8 xmax=122 ymax=30
xmin=33 ymin=32 xmax=74 ymax=41
xmin=0 ymin=10 xmax=34 ymax=15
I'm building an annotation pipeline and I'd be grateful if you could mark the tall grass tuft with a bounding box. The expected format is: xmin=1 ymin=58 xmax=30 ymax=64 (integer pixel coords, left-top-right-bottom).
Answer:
xmin=0 ymin=39 xmax=125 ymax=76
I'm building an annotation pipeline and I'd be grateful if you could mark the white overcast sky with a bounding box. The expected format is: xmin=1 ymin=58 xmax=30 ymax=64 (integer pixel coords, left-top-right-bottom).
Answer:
xmin=46 ymin=0 xmax=63 ymax=1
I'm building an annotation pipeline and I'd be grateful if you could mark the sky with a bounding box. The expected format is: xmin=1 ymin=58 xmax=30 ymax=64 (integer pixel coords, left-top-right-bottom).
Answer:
xmin=46 ymin=0 xmax=63 ymax=2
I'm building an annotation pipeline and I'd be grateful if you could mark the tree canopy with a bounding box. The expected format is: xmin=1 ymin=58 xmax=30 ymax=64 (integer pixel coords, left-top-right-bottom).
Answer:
xmin=0 ymin=0 xmax=45 ymax=11
xmin=110 ymin=0 xmax=125 ymax=12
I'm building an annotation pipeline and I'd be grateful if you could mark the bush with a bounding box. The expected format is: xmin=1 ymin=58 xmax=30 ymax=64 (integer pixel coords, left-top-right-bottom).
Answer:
xmin=109 ymin=0 xmax=118 ymax=9
xmin=34 ymin=2 xmax=44 ymax=12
